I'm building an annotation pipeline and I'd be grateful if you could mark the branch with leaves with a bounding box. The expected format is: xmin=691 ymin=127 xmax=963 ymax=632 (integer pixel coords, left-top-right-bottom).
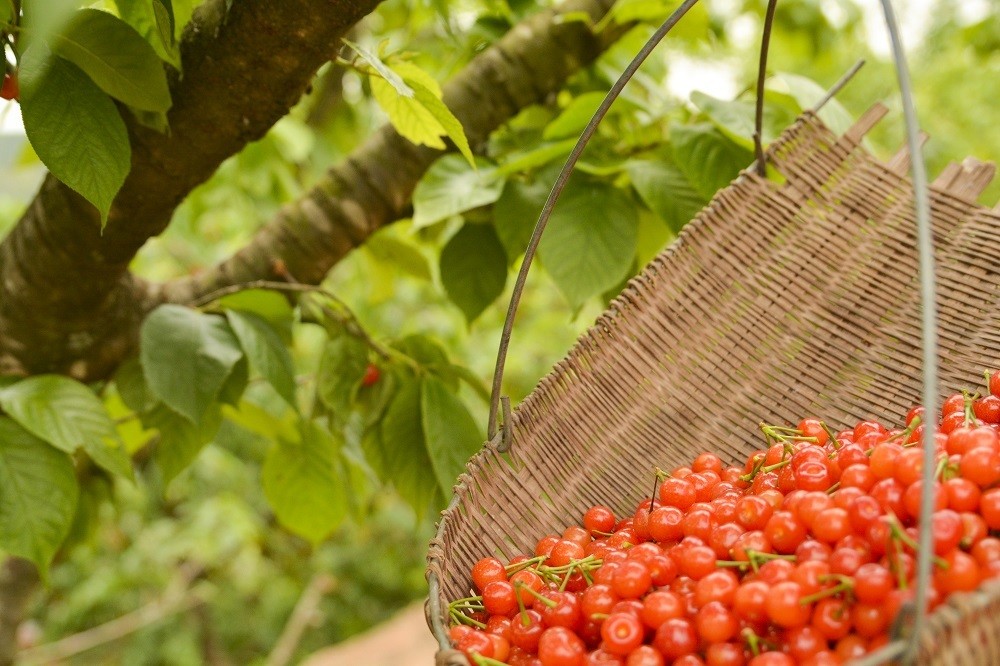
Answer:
xmin=0 ymin=0 xmax=382 ymax=380
xmin=158 ymin=0 xmax=624 ymax=304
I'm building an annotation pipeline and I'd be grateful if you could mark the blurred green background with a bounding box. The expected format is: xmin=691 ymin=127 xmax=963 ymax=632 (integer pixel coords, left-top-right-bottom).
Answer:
xmin=1 ymin=0 xmax=998 ymax=663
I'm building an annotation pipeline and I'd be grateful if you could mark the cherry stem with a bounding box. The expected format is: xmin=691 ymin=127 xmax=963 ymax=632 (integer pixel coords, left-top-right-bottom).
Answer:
xmin=963 ymin=389 xmax=980 ymax=426
xmin=471 ymin=655 xmax=509 ymax=666
xmin=759 ymin=458 xmax=792 ymax=474
xmin=800 ymin=579 xmax=853 ymax=606
xmin=650 ymin=468 xmax=664 ymax=513
xmin=886 ymin=513 xmax=950 ymax=569
xmin=821 ymin=422 xmax=840 ymax=445
xmin=760 ymin=422 xmax=817 ymax=445
xmin=934 ymin=455 xmax=949 ymax=480
xmin=826 ymin=481 xmax=841 ymax=494
xmin=889 ymin=415 xmax=922 ymax=443
xmin=505 ymin=556 xmax=546 ymax=575
xmin=719 ymin=550 xmax=795 ymax=572
xmin=514 ymin=581 xmax=556 ymax=608
xmin=450 ymin=601 xmax=486 ymax=611
xmin=514 ymin=584 xmax=530 ymax=626
xmin=449 ymin=608 xmax=486 ymax=629
xmin=740 ymin=455 xmax=766 ymax=482
xmin=540 ymin=555 xmax=602 ymax=576
xmin=742 ymin=627 xmax=776 ymax=656
xmin=799 ymin=588 xmax=847 ymax=607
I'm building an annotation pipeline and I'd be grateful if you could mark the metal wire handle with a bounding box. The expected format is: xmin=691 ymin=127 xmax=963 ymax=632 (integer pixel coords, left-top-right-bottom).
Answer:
xmin=486 ymin=0 xmax=702 ymax=445
xmin=850 ymin=2 xmax=937 ymax=664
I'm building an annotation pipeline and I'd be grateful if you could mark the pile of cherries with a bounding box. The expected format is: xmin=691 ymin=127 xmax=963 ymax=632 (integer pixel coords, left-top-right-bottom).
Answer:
xmin=446 ymin=372 xmax=1000 ymax=665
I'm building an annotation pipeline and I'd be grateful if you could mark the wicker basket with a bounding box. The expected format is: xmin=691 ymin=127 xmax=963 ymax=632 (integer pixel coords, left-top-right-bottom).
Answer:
xmin=425 ymin=104 xmax=1000 ymax=664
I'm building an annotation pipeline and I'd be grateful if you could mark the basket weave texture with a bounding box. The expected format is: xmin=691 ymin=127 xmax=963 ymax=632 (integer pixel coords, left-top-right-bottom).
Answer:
xmin=426 ymin=106 xmax=1000 ymax=664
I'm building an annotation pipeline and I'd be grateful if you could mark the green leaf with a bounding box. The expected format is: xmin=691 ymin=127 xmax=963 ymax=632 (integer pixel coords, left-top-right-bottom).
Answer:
xmin=538 ymin=178 xmax=639 ymax=311
xmin=221 ymin=401 xmax=299 ymax=444
xmin=216 ymin=289 xmax=295 ymax=342
xmin=0 ymin=376 xmax=132 ymax=479
xmin=18 ymin=44 xmax=130 ymax=224
xmin=374 ymin=380 xmax=439 ymax=512
xmin=421 ymin=375 xmax=482 ymax=495
xmin=440 ymin=224 xmax=507 ymax=323
xmin=339 ymin=444 xmax=376 ymax=521
xmin=543 ymin=92 xmax=606 ymax=141
xmin=345 ymin=39 xmax=413 ymax=97
xmin=316 ymin=334 xmax=369 ymax=419
xmin=20 ymin=0 xmax=83 ymax=51
xmin=497 ymin=138 xmax=576 ymax=176
xmin=0 ymin=418 xmax=78 ymax=575
xmin=151 ymin=0 xmax=176 ymax=48
xmin=262 ymin=419 xmax=348 ymax=544
xmin=217 ymin=356 xmax=248 ymax=407
xmin=691 ymin=89 xmax=800 ymax=150
xmin=225 ymin=310 xmax=297 ymax=407
xmin=114 ymin=358 xmax=157 ymax=415
xmin=409 ymin=78 xmax=475 ymax=168
xmin=146 ymin=403 xmax=222 ymax=485
xmin=392 ymin=334 xmax=450 ymax=369
xmin=51 ymin=8 xmax=172 ymax=112
xmin=625 ymin=150 xmax=708 ymax=232
xmin=690 ymin=91 xmax=757 ymax=149
xmin=412 ymin=156 xmax=505 ymax=230
xmin=635 ymin=210 xmax=673 ymax=269
xmin=768 ymin=72 xmax=854 ymax=136
xmin=370 ymin=61 xmax=474 ymax=167
xmin=63 ymin=474 xmax=112 ymax=550
xmin=492 ymin=168 xmax=558 ymax=261
xmin=605 ymin=0 xmax=674 ymax=25
xmin=371 ymin=61 xmax=443 ymax=133
xmin=364 ymin=231 xmax=432 ymax=281
xmin=140 ymin=305 xmax=245 ymax=423
xmin=113 ymin=0 xmax=178 ymax=66
xmin=670 ymin=123 xmax=754 ymax=200
xmin=440 ymin=364 xmax=491 ymax=403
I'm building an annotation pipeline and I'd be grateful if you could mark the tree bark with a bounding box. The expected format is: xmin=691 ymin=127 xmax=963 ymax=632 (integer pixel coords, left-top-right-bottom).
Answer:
xmin=0 ymin=0 xmax=382 ymax=379
xmin=159 ymin=0 xmax=623 ymax=305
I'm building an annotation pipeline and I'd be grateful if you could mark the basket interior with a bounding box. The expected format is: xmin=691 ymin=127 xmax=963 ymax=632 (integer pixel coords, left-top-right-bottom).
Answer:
xmin=427 ymin=105 xmax=1000 ymax=655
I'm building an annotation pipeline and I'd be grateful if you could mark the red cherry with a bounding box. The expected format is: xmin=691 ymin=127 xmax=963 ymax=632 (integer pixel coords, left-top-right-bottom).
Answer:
xmin=0 ymin=73 xmax=18 ymax=101
xmin=361 ymin=363 xmax=381 ymax=386
xmin=600 ymin=613 xmax=644 ymax=655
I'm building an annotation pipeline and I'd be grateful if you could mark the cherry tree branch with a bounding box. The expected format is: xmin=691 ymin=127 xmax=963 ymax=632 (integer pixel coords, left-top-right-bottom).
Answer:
xmin=159 ymin=0 xmax=625 ymax=305
xmin=0 ymin=0 xmax=383 ymax=379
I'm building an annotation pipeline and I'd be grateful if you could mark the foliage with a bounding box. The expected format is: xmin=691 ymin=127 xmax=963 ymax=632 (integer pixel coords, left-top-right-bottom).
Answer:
xmin=1 ymin=0 xmax=999 ymax=663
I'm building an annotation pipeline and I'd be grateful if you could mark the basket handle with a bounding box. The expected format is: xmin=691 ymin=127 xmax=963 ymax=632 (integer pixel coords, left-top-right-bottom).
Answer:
xmin=485 ymin=0 xmax=859 ymax=448
xmin=486 ymin=0 xmax=703 ymax=446
xmin=851 ymin=3 xmax=936 ymax=664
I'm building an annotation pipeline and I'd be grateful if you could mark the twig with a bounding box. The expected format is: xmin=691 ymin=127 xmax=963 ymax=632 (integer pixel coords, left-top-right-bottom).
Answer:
xmin=191 ymin=278 xmax=392 ymax=360
xmin=190 ymin=279 xmax=329 ymax=308
xmin=811 ymin=58 xmax=865 ymax=113
xmin=265 ymin=573 xmax=336 ymax=666
xmin=17 ymin=575 xmax=212 ymax=665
